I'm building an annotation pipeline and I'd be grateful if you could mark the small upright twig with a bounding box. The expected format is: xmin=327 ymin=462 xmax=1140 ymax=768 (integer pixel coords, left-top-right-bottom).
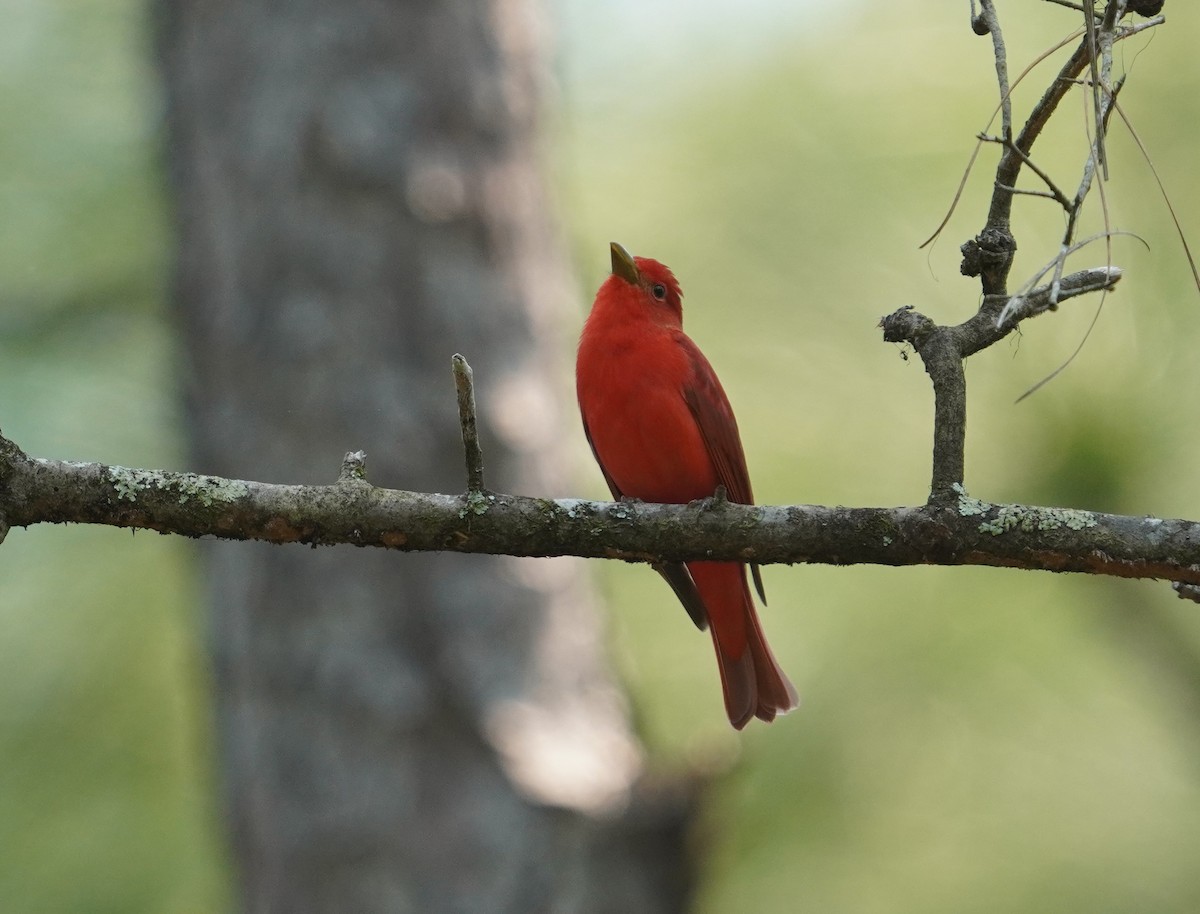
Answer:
xmin=974 ymin=1 xmax=1013 ymax=140
xmin=339 ymin=450 xmax=368 ymax=482
xmin=1084 ymin=2 xmax=1107 ymax=180
xmin=1049 ymin=74 xmax=1125 ymax=302
xmin=452 ymin=354 xmax=486 ymax=494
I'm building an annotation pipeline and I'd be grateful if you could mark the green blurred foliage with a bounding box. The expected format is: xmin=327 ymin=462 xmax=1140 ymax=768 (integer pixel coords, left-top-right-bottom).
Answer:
xmin=0 ymin=1 xmax=228 ymax=911
xmin=4 ymin=0 xmax=1200 ymax=912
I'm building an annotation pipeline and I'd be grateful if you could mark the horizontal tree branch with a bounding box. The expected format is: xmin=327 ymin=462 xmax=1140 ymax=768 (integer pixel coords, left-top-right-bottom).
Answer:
xmin=2 ymin=434 xmax=1198 ymax=587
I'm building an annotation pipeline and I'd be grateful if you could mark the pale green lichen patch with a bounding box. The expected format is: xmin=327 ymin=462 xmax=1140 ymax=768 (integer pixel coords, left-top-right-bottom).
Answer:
xmin=107 ymin=466 xmax=161 ymax=502
xmin=169 ymin=474 xmax=249 ymax=507
xmin=979 ymin=504 xmax=1097 ymax=536
xmin=107 ymin=466 xmax=248 ymax=506
xmin=953 ymin=483 xmax=990 ymax=517
xmin=459 ymin=490 xmax=495 ymax=517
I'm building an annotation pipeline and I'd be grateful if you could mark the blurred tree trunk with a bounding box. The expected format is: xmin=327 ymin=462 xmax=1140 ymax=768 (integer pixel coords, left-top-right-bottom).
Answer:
xmin=156 ymin=1 xmax=693 ymax=910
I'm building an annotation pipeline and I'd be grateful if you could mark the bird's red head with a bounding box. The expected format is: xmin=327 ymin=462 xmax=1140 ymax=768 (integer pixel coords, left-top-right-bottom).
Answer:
xmin=601 ymin=241 xmax=684 ymax=327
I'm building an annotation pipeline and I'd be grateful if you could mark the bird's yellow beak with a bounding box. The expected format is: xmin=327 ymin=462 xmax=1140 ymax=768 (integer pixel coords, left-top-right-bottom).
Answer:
xmin=610 ymin=242 xmax=640 ymax=285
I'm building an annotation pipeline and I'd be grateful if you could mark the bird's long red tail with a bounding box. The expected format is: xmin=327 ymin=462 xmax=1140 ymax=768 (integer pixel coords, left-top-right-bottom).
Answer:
xmin=688 ymin=561 xmax=798 ymax=729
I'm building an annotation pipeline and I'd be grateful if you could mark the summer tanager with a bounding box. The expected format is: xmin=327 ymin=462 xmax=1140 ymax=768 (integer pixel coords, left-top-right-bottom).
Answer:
xmin=576 ymin=242 xmax=798 ymax=729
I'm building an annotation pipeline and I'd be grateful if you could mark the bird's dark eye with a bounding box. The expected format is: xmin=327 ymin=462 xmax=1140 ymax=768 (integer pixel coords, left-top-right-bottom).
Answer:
xmin=651 ymin=283 xmax=668 ymax=301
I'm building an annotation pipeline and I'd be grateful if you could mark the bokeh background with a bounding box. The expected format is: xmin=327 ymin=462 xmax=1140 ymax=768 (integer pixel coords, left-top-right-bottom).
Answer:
xmin=3 ymin=1 xmax=1200 ymax=911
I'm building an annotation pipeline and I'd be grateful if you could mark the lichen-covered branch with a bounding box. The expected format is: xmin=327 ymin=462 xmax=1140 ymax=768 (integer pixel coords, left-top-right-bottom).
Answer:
xmin=2 ymin=432 xmax=1198 ymax=587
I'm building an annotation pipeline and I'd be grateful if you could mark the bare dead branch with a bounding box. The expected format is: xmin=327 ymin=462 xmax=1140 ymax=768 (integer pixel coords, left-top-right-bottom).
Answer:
xmin=975 ymin=1 xmax=1012 ymax=139
xmin=981 ymin=133 xmax=1073 ymax=210
xmin=995 ymin=265 xmax=1123 ymax=328
xmin=1062 ymin=76 xmax=1125 ymax=261
xmin=1084 ymin=2 xmax=1107 ymax=180
xmin=998 ymin=230 xmax=1137 ymax=327
xmin=976 ymin=7 xmax=1162 ymax=294
xmin=976 ymin=38 xmax=1089 ymax=293
xmin=900 ymin=5 xmax=1170 ymax=502
xmin=920 ymin=29 xmax=1084 ymax=250
xmin=881 ymin=266 xmax=1121 ymax=499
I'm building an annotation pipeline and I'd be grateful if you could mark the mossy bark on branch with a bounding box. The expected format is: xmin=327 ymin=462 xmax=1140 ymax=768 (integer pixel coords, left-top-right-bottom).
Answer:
xmin=3 ymin=437 xmax=1200 ymax=587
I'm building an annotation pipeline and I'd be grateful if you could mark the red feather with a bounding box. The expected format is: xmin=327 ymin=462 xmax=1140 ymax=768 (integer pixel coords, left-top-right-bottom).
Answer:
xmin=576 ymin=243 xmax=798 ymax=728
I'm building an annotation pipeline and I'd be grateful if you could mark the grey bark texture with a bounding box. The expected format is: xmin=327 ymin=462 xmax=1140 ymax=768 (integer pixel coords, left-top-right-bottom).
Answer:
xmin=155 ymin=1 xmax=693 ymax=910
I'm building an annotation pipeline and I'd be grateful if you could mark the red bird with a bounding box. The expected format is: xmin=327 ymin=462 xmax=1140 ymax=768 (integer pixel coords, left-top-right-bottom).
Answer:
xmin=576 ymin=242 xmax=798 ymax=729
